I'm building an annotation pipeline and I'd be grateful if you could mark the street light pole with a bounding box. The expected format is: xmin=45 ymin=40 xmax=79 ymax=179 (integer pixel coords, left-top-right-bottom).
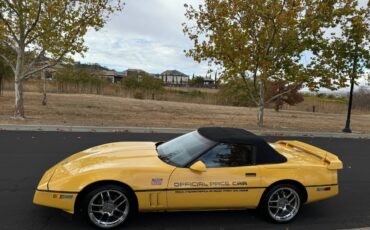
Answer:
xmin=343 ymin=55 xmax=358 ymax=133
xmin=342 ymin=76 xmax=355 ymax=133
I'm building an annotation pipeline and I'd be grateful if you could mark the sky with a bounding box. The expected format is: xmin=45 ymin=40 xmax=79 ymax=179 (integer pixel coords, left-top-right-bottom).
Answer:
xmin=74 ymin=0 xmax=207 ymax=76
xmin=73 ymin=0 xmax=369 ymax=87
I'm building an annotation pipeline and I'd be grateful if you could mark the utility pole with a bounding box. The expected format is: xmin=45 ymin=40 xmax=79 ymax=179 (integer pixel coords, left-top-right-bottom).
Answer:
xmin=342 ymin=76 xmax=355 ymax=133
xmin=343 ymin=56 xmax=358 ymax=133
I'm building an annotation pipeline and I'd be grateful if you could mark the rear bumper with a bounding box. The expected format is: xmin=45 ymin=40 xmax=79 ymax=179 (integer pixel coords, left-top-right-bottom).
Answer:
xmin=33 ymin=190 xmax=77 ymax=214
xmin=306 ymin=184 xmax=339 ymax=203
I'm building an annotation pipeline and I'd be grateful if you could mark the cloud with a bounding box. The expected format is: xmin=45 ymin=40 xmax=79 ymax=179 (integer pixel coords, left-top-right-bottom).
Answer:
xmin=74 ymin=0 xmax=370 ymax=77
xmin=74 ymin=0 xmax=208 ymax=75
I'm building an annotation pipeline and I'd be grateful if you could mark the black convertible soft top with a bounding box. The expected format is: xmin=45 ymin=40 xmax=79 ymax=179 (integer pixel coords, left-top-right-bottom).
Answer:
xmin=198 ymin=127 xmax=286 ymax=164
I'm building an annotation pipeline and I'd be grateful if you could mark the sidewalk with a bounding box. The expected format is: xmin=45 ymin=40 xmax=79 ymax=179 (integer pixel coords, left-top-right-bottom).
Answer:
xmin=0 ymin=124 xmax=369 ymax=139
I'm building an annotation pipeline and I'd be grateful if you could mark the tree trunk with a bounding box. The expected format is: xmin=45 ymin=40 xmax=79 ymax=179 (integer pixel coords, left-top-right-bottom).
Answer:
xmin=14 ymin=79 xmax=25 ymax=119
xmin=42 ymin=70 xmax=47 ymax=106
xmin=0 ymin=75 xmax=3 ymax=97
xmin=257 ymin=103 xmax=264 ymax=127
xmin=257 ymin=81 xmax=265 ymax=127
xmin=14 ymin=45 xmax=26 ymax=119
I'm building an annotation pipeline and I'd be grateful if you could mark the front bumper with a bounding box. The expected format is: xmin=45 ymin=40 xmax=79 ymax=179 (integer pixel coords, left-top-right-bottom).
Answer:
xmin=33 ymin=190 xmax=77 ymax=214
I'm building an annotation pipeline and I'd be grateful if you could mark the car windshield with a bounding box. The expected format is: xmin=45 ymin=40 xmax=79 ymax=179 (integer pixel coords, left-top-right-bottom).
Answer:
xmin=157 ymin=131 xmax=216 ymax=167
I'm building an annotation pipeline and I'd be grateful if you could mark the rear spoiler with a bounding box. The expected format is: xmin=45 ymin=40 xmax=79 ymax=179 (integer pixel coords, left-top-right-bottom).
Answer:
xmin=276 ymin=140 xmax=343 ymax=170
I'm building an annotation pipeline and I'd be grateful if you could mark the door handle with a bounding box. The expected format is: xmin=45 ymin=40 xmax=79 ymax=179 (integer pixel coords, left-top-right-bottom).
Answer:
xmin=245 ymin=172 xmax=257 ymax=177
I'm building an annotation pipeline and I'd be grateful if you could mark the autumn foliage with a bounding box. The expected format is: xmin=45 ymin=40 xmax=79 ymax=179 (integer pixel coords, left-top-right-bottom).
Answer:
xmin=265 ymin=81 xmax=304 ymax=112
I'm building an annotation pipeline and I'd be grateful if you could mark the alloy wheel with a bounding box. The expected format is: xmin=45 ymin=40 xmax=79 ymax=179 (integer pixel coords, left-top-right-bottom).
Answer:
xmin=267 ymin=187 xmax=300 ymax=222
xmin=88 ymin=190 xmax=130 ymax=229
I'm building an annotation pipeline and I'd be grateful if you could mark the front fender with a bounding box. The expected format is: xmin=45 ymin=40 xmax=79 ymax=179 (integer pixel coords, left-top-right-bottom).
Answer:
xmin=47 ymin=167 xmax=136 ymax=192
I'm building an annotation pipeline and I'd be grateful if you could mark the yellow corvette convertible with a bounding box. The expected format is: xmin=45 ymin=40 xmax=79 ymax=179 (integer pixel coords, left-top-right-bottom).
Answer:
xmin=34 ymin=127 xmax=343 ymax=228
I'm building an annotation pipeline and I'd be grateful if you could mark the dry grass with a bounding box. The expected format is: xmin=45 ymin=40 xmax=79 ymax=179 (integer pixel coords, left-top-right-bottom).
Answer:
xmin=1 ymin=91 xmax=369 ymax=133
xmin=279 ymin=96 xmax=349 ymax=114
xmin=3 ymin=80 xmax=370 ymax=114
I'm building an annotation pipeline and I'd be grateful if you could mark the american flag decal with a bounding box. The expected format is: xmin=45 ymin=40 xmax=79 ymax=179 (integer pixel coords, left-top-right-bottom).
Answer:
xmin=151 ymin=178 xmax=163 ymax=185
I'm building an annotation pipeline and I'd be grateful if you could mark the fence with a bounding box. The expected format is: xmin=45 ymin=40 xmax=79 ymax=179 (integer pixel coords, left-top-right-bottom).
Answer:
xmin=2 ymin=79 xmax=369 ymax=113
xmin=1 ymin=80 xmax=232 ymax=106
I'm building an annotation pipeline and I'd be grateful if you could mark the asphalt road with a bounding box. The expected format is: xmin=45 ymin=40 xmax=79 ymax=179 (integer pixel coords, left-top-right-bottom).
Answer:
xmin=0 ymin=131 xmax=370 ymax=230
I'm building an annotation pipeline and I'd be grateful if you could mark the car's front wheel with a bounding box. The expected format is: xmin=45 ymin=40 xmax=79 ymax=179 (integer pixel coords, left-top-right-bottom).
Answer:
xmin=83 ymin=185 xmax=133 ymax=229
xmin=261 ymin=184 xmax=302 ymax=223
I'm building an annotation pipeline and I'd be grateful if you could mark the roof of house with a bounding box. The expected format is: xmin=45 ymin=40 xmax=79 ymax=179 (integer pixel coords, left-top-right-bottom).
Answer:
xmin=161 ymin=70 xmax=189 ymax=77
xmin=121 ymin=69 xmax=152 ymax=76
xmin=100 ymin=70 xmax=116 ymax=76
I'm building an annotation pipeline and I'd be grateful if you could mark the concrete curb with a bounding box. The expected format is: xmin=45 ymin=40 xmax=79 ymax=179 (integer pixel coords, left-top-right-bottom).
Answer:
xmin=341 ymin=228 xmax=370 ymax=230
xmin=0 ymin=124 xmax=369 ymax=139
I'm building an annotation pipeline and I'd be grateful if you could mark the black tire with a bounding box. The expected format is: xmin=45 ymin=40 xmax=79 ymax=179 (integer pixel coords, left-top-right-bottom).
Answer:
xmin=259 ymin=184 xmax=302 ymax=223
xmin=81 ymin=185 xmax=135 ymax=229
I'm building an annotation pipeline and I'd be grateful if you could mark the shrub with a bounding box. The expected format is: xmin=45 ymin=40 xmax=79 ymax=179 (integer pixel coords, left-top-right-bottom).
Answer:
xmin=54 ymin=65 xmax=106 ymax=94
xmin=189 ymin=76 xmax=204 ymax=87
xmin=217 ymin=78 xmax=256 ymax=107
xmin=133 ymin=91 xmax=144 ymax=99
xmin=353 ymin=86 xmax=370 ymax=111
xmin=122 ymin=71 xmax=163 ymax=91
xmin=265 ymin=80 xmax=304 ymax=111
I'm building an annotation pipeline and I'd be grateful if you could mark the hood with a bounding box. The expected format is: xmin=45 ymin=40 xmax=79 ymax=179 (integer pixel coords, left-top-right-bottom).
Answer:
xmin=37 ymin=142 xmax=176 ymax=192
xmin=63 ymin=142 xmax=157 ymax=162
xmin=52 ymin=142 xmax=162 ymax=176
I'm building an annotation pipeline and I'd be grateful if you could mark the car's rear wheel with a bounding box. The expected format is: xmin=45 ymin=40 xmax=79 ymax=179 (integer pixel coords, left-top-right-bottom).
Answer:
xmin=261 ymin=184 xmax=302 ymax=223
xmin=82 ymin=185 xmax=133 ymax=229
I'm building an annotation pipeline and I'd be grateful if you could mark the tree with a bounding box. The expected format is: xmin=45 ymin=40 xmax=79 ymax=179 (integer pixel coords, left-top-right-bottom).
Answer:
xmin=0 ymin=0 xmax=123 ymax=119
xmin=308 ymin=0 xmax=370 ymax=132
xmin=183 ymin=0 xmax=338 ymax=127
xmin=265 ymin=80 xmax=304 ymax=111
xmin=217 ymin=78 xmax=257 ymax=107
xmin=54 ymin=65 xmax=106 ymax=94
xmin=190 ymin=76 xmax=205 ymax=87
xmin=0 ymin=57 xmax=12 ymax=96
xmin=122 ymin=71 xmax=163 ymax=91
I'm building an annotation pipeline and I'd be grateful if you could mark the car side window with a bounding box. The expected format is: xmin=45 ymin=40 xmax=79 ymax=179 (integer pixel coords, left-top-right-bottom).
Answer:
xmin=199 ymin=143 xmax=256 ymax=168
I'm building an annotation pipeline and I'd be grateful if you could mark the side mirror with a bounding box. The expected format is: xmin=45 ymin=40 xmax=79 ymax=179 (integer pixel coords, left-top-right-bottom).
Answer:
xmin=190 ymin=161 xmax=207 ymax=172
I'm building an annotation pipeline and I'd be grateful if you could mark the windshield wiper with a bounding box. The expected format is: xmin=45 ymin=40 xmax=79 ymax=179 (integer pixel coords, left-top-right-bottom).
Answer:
xmin=158 ymin=154 xmax=170 ymax=164
xmin=158 ymin=152 xmax=179 ymax=166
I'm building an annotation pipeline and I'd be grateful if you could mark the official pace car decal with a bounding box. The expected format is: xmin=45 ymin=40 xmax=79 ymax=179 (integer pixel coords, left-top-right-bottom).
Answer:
xmin=141 ymin=180 xmax=251 ymax=193
xmin=172 ymin=181 xmax=249 ymax=193
xmin=174 ymin=181 xmax=248 ymax=187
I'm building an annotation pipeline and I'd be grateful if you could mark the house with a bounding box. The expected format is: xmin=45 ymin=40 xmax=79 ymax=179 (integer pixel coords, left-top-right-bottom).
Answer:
xmin=33 ymin=54 xmax=63 ymax=79
xmin=122 ymin=69 xmax=152 ymax=77
xmin=203 ymin=76 xmax=216 ymax=86
xmin=99 ymin=70 xmax=126 ymax=83
xmin=100 ymin=70 xmax=116 ymax=83
xmin=156 ymin=70 xmax=189 ymax=86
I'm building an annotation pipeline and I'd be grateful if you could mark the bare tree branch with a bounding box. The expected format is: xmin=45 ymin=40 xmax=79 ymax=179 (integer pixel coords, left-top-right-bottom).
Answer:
xmin=1 ymin=39 xmax=16 ymax=50
xmin=26 ymin=1 xmax=68 ymax=46
xmin=24 ymin=0 xmax=42 ymax=42
xmin=23 ymin=63 xmax=51 ymax=80
xmin=240 ymin=72 xmax=259 ymax=105
xmin=265 ymin=0 xmax=286 ymax=59
xmin=0 ymin=53 xmax=15 ymax=73
xmin=23 ymin=49 xmax=70 ymax=80
xmin=25 ymin=49 xmax=45 ymax=73
xmin=3 ymin=0 xmax=20 ymax=17
xmin=0 ymin=13 xmax=20 ymax=43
